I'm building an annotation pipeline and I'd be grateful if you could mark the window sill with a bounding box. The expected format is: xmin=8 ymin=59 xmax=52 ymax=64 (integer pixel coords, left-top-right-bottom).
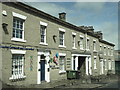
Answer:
xmin=39 ymin=42 xmax=48 ymax=46
xmin=9 ymin=75 xmax=26 ymax=80
xmin=72 ymin=47 xmax=77 ymax=50
xmin=94 ymin=68 xmax=97 ymax=70
xmin=59 ymin=45 xmax=66 ymax=48
xmin=59 ymin=70 xmax=66 ymax=74
xmin=86 ymin=49 xmax=90 ymax=51
xmin=93 ymin=50 xmax=98 ymax=52
xmin=11 ymin=38 xmax=26 ymax=43
xmin=80 ymin=48 xmax=84 ymax=50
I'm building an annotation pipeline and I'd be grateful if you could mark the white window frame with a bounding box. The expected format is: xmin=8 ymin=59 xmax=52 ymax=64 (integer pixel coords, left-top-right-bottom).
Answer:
xmin=104 ymin=59 xmax=107 ymax=70
xmin=94 ymin=56 xmax=97 ymax=69
xmin=39 ymin=21 xmax=48 ymax=46
xmin=108 ymin=47 xmax=110 ymax=56
xmin=86 ymin=37 xmax=90 ymax=51
xmin=104 ymin=46 xmax=106 ymax=55
xmin=111 ymin=60 xmax=114 ymax=70
xmin=59 ymin=28 xmax=66 ymax=48
xmin=100 ymin=44 xmax=102 ymax=51
xmin=93 ymin=40 xmax=96 ymax=51
xmin=108 ymin=60 xmax=111 ymax=70
xmin=9 ymin=50 xmax=26 ymax=80
xmin=111 ymin=48 xmax=113 ymax=56
xmin=11 ymin=12 xmax=27 ymax=42
xmin=59 ymin=53 xmax=66 ymax=73
xmin=80 ymin=35 xmax=84 ymax=50
xmin=72 ymin=32 xmax=77 ymax=49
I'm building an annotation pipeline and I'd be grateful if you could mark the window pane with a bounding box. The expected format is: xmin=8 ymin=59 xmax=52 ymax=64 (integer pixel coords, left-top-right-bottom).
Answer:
xmin=12 ymin=54 xmax=24 ymax=77
xmin=59 ymin=56 xmax=65 ymax=71
xmin=59 ymin=31 xmax=64 ymax=45
xmin=40 ymin=25 xmax=46 ymax=43
xmin=13 ymin=18 xmax=24 ymax=39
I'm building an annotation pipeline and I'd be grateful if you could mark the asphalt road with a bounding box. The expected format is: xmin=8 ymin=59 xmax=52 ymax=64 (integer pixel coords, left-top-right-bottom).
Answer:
xmin=96 ymin=80 xmax=120 ymax=89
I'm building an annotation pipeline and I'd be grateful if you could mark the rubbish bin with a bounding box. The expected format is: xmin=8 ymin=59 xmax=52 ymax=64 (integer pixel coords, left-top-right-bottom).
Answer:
xmin=66 ymin=70 xmax=79 ymax=79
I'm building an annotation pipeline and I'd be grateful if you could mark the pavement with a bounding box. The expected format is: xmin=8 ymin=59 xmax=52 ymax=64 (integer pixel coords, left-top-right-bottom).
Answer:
xmin=2 ymin=74 xmax=120 ymax=89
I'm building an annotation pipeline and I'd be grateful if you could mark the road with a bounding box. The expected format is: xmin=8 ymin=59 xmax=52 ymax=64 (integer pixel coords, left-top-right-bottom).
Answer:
xmin=96 ymin=80 xmax=120 ymax=89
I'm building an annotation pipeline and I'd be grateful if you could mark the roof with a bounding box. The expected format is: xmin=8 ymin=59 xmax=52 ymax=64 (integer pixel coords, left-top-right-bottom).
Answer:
xmin=99 ymin=39 xmax=115 ymax=46
xmin=2 ymin=2 xmax=115 ymax=47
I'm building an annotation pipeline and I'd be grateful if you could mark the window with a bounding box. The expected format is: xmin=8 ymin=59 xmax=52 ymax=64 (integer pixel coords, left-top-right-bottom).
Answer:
xmin=72 ymin=35 xmax=76 ymax=49
xmin=80 ymin=37 xmax=84 ymax=50
xmin=11 ymin=12 xmax=27 ymax=42
xmin=112 ymin=60 xmax=114 ymax=70
xmin=111 ymin=48 xmax=113 ymax=56
xmin=59 ymin=31 xmax=65 ymax=46
xmin=86 ymin=38 xmax=90 ymax=50
xmin=40 ymin=25 xmax=46 ymax=43
xmin=100 ymin=45 xmax=102 ymax=51
xmin=59 ymin=56 xmax=66 ymax=73
xmin=104 ymin=59 xmax=107 ymax=70
xmin=39 ymin=21 xmax=48 ymax=45
xmin=9 ymin=50 xmax=26 ymax=80
xmin=12 ymin=54 xmax=24 ymax=75
xmin=108 ymin=60 xmax=111 ymax=70
xmin=94 ymin=57 xmax=97 ymax=69
xmin=13 ymin=18 xmax=24 ymax=39
xmin=104 ymin=47 xmax=106 ymax=55
xmin=93 ymin=40 xmax=96 ymax=51
xmin=108 ymin=47 xmax=110 ymax=55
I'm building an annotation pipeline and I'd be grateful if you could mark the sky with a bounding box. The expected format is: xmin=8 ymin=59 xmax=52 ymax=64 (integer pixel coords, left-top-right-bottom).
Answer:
xmin=19 ymin=0 xmax=118 ymax=50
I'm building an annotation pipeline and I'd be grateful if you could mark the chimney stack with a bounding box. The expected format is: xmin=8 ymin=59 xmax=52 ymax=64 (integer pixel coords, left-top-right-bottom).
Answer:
xmin=59 ymin=12 xmax=66 ymax=21
xmin=94 ymin=31 xmax=103 ymax=39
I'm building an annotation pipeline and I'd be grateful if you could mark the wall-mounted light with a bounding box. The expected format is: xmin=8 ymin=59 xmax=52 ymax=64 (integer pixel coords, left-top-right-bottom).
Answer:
xmin=53 ymin=35 xmax=57 ymax=43
xmin=78 ymin=40 xmax=80 ymax=46
xmin=2 ymin=23 xmax=8 ymax=34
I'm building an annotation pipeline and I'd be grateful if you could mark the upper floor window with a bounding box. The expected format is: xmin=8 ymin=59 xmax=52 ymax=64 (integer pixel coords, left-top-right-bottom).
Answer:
xmin=59 ymin=28 xmax=66 ymax=48
xmin=108 ymin=47 xmax=110 ymax=56
xmin=104 ymin=59 xmax=107 ymax=70
xmin=86 ymin=38 xmax=90 ymax=50
xmin=39 ymin=21 xmax=48 ymax=45
xmin=94 ymin=57 xmax=97 ymax=69
xmin=40 ymin=25 xmax=46 ymax=43
xmin=93 ymin=40 xmax=96 ymax=51
xmin=111 ymin=48 xmax=113 ymax=56
xmin=80 ymin=35 xmax=84 ymax=50
xmin=59 ymin=31 xmax=64 ymax=45
xmin=72 ymin=32 xmax=76 ymax=49
xmin=104 ymin=46 xmax=106 ymax=55
xmin=13 ymin=18 xmax=24 ymax=39
xmin=100 ymin=45 xmax=102 ymax=51
xmin=11 ymin=12 xmax=27 ymax=42
xmin=108 ymin=60 xmax=111 ymax=70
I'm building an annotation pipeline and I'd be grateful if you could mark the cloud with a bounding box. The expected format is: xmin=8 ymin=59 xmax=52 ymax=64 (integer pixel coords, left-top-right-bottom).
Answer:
xmin=74 ymin=2 xmax=106 ymax=13
xmin=26 ymin=2 xmax=67 ymax=17
xmin=19 ymin=0 xmax=120 ymax=2
xmin=95 ymin=22 xmax=118 ymax=49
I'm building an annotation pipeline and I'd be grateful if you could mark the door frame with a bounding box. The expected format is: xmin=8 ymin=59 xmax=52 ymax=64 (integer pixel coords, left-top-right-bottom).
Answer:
xmin=72 ymin=54 xmax=92 ymax=75
xmin=37 ymin=51 xmax=50 ymax=84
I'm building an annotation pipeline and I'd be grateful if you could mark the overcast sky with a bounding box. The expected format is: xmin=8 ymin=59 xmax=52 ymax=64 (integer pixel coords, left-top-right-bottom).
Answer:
xmin=20 ymin=0 xmax=118 ymax=50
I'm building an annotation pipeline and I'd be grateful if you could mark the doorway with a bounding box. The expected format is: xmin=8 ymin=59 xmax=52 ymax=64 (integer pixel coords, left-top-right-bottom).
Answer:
xmin=37 ymin=52 xmax=50 ymax=84
xmin=78 ymin=56 xmax=86 ymax=76
xmin=40 ymin=60 xmax=45 ymax=81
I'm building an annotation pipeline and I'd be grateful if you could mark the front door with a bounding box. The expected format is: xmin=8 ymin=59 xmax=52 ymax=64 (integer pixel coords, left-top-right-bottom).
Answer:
xmin=40 ymin=60 xmax=45 ymax=81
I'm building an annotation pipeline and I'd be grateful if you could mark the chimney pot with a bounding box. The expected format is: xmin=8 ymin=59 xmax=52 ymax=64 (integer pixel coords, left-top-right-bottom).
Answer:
xmin=59 ymin=12 xmax=66 ymax=21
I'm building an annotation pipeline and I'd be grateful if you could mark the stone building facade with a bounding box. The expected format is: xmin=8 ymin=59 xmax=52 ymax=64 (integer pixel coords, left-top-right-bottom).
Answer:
xmin=0 ymin=2 xmax=115 ymax=86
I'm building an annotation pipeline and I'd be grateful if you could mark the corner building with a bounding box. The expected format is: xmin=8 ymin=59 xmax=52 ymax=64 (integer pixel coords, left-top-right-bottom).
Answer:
xmin=0 ymin=2 xmax=115 ymax=85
